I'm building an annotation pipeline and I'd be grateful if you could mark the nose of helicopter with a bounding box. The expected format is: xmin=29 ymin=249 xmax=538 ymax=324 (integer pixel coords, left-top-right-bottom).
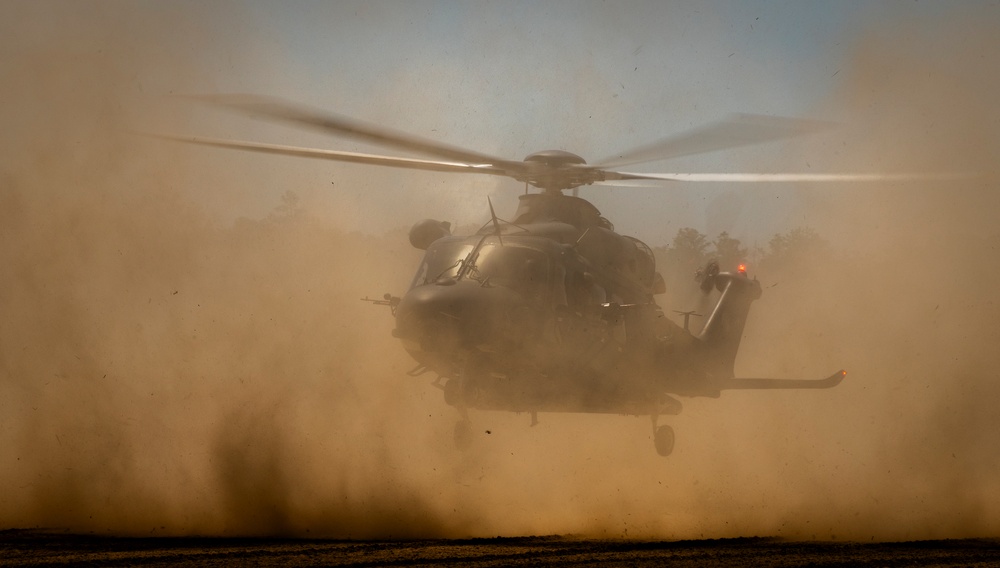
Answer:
xmin=393 ymin=279 xmax=530 ymax=357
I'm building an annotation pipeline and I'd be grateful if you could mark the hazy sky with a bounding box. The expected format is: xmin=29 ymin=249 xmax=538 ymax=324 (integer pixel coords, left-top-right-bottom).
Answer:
xmin=5 ymin=0 xmax=995 ymax=245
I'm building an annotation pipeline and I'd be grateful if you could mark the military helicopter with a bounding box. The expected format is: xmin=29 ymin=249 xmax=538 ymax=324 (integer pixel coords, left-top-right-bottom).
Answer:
xmin=158 ymin=96 xmax=857 ymax=456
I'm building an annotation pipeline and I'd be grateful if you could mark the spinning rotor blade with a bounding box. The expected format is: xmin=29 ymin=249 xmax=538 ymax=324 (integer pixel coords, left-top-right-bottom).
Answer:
xmin=146 ymin=133 xmax=509 ymax=176
xmin=593 ymin=114 xmax=829 ymax=169
xmin=593 ymin=171 xmax=975 ymax=185
xmin=157 ymin=96 xmax=964 ymax=193
xmin=189 ymin=94 xmax=520 ymax=170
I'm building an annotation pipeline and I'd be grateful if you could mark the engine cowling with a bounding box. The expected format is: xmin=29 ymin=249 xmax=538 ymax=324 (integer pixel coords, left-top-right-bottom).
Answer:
xmin=409 ymin=219 xmax=452 ymax=250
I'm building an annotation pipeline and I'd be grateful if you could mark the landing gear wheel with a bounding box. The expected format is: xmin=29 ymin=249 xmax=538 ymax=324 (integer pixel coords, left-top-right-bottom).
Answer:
xmin=654 ymin=425 xmax=675 ymax=457
xmin=454 ymin=419 xmax=472 ymax=451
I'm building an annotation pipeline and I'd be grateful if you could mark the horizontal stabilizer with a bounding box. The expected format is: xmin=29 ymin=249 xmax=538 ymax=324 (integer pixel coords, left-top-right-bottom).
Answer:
xmin=716 ymin=370 xmax=846 ymax=390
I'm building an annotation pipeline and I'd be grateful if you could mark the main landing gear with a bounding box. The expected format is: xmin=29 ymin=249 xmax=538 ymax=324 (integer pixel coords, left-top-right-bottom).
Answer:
xmin=454 ymin=418 xmax=473 ymax=450
xmin=452 ymin=413 xmax=677 ymax=457
xmin=651 ymin=415 xmax=675 ymax=457
xmin=452 ymin=399 xmax=474 ymax=450
xmin=444 ymin=376 xmax=678 ymax=457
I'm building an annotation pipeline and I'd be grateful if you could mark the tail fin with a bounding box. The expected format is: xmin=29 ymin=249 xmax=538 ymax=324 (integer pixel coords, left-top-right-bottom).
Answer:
xmin=697 ymin=271 xmax=762 ymax=378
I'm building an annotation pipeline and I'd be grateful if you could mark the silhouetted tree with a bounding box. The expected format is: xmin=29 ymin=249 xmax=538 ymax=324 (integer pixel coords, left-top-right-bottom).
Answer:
xmin=269 ymin=190 xmax=302 ymax=221
xmin=671 ymin=227 xmax=709 ymax=267
xmin=761 ymin=226 xmax=829 ymax=270
xmin=653 ymin=228 xmax=711 ymax=301
xmin=712 ymin=231 xmax=748 ymax=270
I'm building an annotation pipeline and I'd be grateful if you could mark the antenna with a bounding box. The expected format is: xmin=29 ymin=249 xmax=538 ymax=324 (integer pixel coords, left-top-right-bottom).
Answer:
xmin=488 ymin=196 xmax=503 ymax=245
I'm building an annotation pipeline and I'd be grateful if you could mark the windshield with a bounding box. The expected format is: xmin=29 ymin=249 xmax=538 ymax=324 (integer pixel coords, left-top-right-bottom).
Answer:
xmin=409 ymin=240 xmax=475 ymax=289
xmin=464 ymin=244 xmax=550 ymax=298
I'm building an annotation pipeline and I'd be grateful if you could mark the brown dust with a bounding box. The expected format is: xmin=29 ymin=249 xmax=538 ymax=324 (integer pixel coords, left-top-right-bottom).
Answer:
xmin=1 ymin=4 xmax=999 ymax=541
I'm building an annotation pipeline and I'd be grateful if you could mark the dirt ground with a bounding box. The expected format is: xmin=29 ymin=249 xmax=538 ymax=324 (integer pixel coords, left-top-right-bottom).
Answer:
xmin=3 ymin=531 xmax=1000 ymax=567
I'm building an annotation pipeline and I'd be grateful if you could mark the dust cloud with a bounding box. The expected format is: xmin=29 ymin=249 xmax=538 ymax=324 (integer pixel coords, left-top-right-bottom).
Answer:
xmin=701 ymin=14 xmax=1000 ymax=540
xmin=2 ymin=4 xmax=999 ymax=542
xmin=0 ymin=3 xmax=456 ymax=538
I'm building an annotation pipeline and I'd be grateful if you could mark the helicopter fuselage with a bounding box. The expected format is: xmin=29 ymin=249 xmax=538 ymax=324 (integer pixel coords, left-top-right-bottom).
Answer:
xmin=390 ymin=193 xmax=760 ymax=420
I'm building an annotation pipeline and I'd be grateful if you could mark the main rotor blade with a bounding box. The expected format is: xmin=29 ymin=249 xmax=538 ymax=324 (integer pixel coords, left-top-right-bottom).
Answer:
xmin=593 ymin=114 xmax=829 ymax=169
xmin=596 ymin=171 xmax=974 ymax=184
xmin=189 ymin=94 xmax=520 ymax=169
xmin=147 ymin=133 xmax=511 ymax=177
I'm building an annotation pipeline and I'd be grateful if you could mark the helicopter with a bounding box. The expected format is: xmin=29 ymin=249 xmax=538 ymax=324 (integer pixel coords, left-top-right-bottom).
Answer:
xmin=157 ymin=96 xmax=856 ymax=457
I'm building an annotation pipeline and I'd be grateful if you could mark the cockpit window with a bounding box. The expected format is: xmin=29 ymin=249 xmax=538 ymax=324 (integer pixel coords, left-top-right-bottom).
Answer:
xmin=409 ymin=240 xmax=474 ymax=288
xmin=464 ymin=244 xmax=550 ymax=298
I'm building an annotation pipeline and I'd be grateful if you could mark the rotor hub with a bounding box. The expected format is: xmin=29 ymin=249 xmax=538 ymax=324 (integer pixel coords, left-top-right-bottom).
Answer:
xmin=522 ymin=150 xmax=587 ymax=167
xmin=520 ymin=150 xmax=597 ymax=192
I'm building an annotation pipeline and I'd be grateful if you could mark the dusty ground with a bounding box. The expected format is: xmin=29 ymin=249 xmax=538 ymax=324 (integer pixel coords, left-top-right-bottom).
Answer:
xmin=3 ymin=531 xmax=1000 ymax=567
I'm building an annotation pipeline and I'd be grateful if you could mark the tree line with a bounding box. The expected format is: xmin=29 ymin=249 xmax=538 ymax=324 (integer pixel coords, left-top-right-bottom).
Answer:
xmin=652 ymin=226 xmax=830 ymax=286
